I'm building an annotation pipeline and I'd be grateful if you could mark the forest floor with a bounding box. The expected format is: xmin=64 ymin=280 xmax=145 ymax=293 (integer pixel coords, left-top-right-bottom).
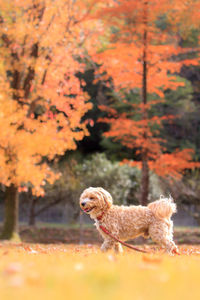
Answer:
xmin=17 ymin=224 xmax=200 ymax=245
xmin=0 ymin=242 xmax=200 ymax=300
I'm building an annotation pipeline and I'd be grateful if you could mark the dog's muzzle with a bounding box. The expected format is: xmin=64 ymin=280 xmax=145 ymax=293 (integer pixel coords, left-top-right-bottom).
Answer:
xmin=82 ymin=207 xmax=95 ymax=213
xmin=80 ymin=199 xmax=95 ymax=213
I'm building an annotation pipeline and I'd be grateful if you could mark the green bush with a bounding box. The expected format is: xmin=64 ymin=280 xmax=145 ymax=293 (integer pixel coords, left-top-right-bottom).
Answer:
xmin=29 ymin=153 xmax=140 ymax=223
xmin=75 ymin=153 xmax=140 ymax=204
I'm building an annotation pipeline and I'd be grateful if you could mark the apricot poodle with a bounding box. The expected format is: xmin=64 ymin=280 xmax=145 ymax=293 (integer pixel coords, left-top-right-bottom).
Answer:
xmin=80 ymin=187 xmax=179 ymax=254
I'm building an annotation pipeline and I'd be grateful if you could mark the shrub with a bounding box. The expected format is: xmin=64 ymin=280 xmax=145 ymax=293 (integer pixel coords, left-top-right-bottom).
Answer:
xmin=25 ymin=153 xmax=140 ymax=224
xmin=75 ymin=153 xmax=140 ymax=204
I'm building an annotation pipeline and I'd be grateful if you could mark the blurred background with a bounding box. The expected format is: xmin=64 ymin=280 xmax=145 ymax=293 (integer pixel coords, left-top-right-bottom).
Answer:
xmin=0 ymin=0 xmax=200 ymax=244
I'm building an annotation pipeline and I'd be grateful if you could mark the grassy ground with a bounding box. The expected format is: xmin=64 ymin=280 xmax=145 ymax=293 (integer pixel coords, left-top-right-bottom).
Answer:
xmin=18 ymin=224 xmax=200 ymax=244
xmin=0 ymin=243 xmax=200 ymax=300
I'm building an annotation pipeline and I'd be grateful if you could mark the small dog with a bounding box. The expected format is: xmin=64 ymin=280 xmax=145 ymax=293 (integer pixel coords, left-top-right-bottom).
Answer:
xmin=80 ymin=187 xmax=179 ymax=254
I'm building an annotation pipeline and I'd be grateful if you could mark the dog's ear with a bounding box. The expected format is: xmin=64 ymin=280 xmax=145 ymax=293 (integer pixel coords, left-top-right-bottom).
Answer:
xmin=97 ymin=187 xmax=113 ymax=208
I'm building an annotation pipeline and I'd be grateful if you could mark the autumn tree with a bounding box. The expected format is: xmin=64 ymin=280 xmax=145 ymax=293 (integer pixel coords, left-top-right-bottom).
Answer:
xmin=0 ymin=0 xmax=98 ymax=240
xmin=90 ymin=0 xmax=200 ymax=205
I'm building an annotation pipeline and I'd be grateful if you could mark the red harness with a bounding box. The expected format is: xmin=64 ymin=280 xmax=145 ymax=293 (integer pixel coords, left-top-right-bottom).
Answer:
xmin=97 ymin=213 xmax=149 ymax=254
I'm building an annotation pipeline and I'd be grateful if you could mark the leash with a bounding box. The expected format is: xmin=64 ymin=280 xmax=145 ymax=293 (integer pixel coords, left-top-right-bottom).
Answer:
xmin=99 ymin=225 xmax=149 ymax=254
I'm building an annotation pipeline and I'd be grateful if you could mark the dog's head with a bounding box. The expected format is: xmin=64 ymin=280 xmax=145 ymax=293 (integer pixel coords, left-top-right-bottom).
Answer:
xmin=80 ymin=187 xmax=113 ymax=219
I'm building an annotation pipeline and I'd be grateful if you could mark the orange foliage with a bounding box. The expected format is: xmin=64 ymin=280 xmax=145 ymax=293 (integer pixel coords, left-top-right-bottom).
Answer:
xmin=0 ymin=0 xmax=97 ymax=195
xmin=93 ymin=0 xmax=200 ymax=179
xmin=124 ymin=149 xmax=200 ymax=180
xmin=92 ymin=1 xmax=200 ymax=95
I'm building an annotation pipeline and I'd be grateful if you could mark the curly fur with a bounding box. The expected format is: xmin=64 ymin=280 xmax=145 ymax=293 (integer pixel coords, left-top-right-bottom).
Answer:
xmin=80 ymin=187 xmax=179 ymax=254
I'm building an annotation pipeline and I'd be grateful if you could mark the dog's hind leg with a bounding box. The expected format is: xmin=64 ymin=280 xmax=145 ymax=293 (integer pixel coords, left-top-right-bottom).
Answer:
xmin=149 ymin=221 xmax=179 ymax=254
xmin=101 ymin=239 xmax=115 ymax=252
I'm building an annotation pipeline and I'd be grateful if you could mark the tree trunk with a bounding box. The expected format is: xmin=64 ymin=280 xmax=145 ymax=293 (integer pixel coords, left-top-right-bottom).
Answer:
xmin=140 ymin=154 xmax=149 ymax=206
xmin=140 ymin=44 xmax=149 ymax=205
xmin=140 ymin=1 xmax=149 ymax=206
xmin=1 ymin=185 xmax=20 ymax=241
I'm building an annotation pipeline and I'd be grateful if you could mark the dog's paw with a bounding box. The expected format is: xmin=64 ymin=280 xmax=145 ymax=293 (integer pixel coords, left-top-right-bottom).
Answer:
xmin=171 ymin=246 xmax=180 ymax=255
xmin=166 ymin=246 xmax=180 ymax=256
xmin=114 ymin=243 xmax=123 ymax=254
xmin=100 ymin=245 xmax=108 ymax=253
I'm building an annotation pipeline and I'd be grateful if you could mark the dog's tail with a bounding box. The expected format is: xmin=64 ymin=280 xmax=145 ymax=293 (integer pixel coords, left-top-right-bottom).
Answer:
xmin=148 ymin=195 xmax=177 ymax=219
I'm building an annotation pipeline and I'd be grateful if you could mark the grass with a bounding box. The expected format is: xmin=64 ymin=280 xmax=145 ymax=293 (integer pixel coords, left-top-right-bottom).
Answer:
xmin=2 ymin=221 xmax=198 ymax=231
xmin=0 ymin=243 xmax=200 ymax=300
xmin=18 ymin=222 xmax=200 ymax=231
xmin=9 ymin=221 xmax=94 ymax=229
xmin=35 ymin=222 xmax=93 ymax=229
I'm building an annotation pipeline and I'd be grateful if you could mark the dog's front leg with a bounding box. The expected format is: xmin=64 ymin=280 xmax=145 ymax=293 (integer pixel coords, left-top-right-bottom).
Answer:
xmin=114 ymin=242 xmax=123 ymax=254
xmin=101 ymin=239 xmax=115 ymax=252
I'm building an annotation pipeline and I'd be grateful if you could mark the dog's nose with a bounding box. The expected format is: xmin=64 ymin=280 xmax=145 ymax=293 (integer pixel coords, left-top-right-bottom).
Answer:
xmin=81 ymin=202 xmax=86 ymax=207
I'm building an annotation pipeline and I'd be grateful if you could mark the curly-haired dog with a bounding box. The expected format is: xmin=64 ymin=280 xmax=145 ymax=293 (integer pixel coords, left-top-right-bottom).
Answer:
xmin=80 ymin=187 xmax=179 ymax=254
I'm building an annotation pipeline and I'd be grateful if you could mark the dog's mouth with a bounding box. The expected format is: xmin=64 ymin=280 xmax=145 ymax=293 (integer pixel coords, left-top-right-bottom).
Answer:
xmin=82 ymin=206 xmax=95 ymax=213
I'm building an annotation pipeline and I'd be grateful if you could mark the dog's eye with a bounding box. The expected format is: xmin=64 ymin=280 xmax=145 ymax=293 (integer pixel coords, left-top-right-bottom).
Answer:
xmin=90 ymin=196 xmax=95 ymax=200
